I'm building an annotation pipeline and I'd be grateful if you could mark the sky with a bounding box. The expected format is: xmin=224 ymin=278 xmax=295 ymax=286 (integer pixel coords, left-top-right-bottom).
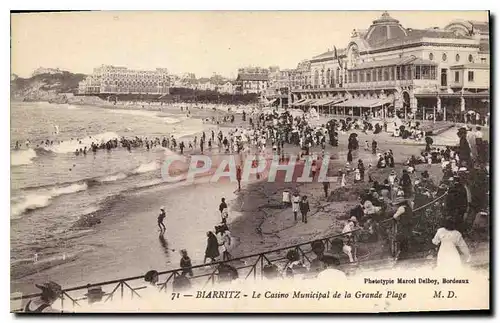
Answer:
xmin=11 ymin=11 xmax=488 ymax=79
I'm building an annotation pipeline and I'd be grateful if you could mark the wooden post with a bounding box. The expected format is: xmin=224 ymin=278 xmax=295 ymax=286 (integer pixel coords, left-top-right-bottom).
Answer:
xmin=433 ymin=105 xmax=436 ymax=123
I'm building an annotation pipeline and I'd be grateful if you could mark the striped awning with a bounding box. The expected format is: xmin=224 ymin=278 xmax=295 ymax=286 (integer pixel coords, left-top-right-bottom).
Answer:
xmin=323 ymin=97 xmax=347 ymax=106
xmin=333 ymin=98 xmax=394 ymax=108
xmin=296 ymin=99 xmax=315 ymax=106
xmin=291 ymin=98 xmax=306 ymax=106
xmin=311 ymin=98 xmax=331 ymax=106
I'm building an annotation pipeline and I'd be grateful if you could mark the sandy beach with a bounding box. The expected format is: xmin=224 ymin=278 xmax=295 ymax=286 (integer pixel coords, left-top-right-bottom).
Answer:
xmin=11 ymin=101 xmax=489 ymax=299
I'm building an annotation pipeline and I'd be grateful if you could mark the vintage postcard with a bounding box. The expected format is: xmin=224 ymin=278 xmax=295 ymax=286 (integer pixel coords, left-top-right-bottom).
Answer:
xmin=10 ymin=10 xmax=490 ymax=313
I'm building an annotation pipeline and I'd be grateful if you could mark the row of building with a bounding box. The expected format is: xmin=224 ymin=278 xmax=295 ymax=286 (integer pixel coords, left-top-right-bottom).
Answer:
xmin=76 ymin=12 xmax=489 ymax=120
xmin=247 ymin=12 xmax=490 ymax=122
xmin=77 ymin=67 xmax=239 ymax=96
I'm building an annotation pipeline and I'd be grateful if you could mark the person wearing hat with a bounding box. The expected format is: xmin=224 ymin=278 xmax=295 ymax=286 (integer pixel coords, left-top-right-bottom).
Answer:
xmin=24 ymin=281 xmax=62 ymax=313
xmin=342 ymin=217 xmax=359 ymax=263
xmin=219 ymin=198 xmax=228 ymax=224
xmin=179 ymin=249 xmax=194 ymax=277
xmin=157 ymin=207 xmax=166 ymax=234
xmin=392 ymin=197 xmax=413 ymax=261
xmin=144 ymin=270 xmax=159 ymax=286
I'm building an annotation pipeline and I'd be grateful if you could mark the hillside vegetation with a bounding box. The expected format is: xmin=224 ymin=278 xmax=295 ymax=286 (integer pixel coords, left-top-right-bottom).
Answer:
xmin=11 ymin=72 xmax=86 ymax=102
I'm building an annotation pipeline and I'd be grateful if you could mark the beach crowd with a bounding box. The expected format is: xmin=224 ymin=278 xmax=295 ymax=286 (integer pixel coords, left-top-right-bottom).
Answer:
xmin=19 ymin=103 xmax=489 ymax=312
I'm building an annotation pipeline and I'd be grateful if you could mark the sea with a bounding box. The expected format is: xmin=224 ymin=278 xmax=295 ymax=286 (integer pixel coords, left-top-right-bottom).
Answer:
xmin=10 ymin=101 xmax=239 ymax=292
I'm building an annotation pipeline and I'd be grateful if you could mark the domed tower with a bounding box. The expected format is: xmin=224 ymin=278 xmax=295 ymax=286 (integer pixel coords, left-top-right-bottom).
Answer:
xmin=364 ymin=11 xmax=408 ymax=47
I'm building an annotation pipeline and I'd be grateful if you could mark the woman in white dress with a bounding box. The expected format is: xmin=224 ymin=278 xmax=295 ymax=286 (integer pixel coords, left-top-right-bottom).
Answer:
xmin=432 ymin=217 xmax=471 ymax=269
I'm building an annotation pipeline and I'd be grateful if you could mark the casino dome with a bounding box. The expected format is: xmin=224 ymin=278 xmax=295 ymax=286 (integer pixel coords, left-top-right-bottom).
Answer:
xmin=364 ymin=11 xmax=408 ymax=47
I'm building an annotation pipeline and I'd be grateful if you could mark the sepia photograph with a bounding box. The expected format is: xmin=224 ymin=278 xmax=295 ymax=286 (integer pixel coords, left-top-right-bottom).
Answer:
xmin=9 ymin=9 xmax=490 ymax=314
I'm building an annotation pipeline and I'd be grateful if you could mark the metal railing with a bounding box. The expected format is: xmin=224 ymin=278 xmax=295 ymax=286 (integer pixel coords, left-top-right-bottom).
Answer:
xmin=11 ymin=192 xmax=449 ymax=312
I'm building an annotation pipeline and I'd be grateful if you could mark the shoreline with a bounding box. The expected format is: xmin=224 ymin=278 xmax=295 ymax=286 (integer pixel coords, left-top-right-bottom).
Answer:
xmin=11 ymin=99 xmax=488 ymax=296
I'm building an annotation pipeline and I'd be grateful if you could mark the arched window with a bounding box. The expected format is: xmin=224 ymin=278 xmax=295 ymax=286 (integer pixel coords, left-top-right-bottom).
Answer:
xmin=429 ymin=53 xmax=434 ymax=60
xmin=456 ymin=54 xmax=460 ymax=62
xmin=442 ymin=53 xmax=447 ymax=62
xmin=326 ymin=69 xmax=331 ymax=86
xmin=468 ymin=54 xmax=474 ymax=63
xmin=314 ymin=70 xmax=319 ymax=87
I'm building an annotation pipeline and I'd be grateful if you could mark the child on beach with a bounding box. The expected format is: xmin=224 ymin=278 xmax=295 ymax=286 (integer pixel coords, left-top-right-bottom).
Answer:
xmin=180 ymin=249 xmax=193 ymax=277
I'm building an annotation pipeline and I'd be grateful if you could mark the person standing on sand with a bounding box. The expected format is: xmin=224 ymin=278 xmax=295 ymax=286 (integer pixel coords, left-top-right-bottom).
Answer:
xmin=372 ymin=139 xmax=377 ymax=155
xmin=299 ymin=196 xmax=310 ymax=224
xmin=219 ymin=198 xmax=228 ymax=224
xmin=157 ymin=207 xmax=166 ymax=234
xmin=358 ymin=159 xmax=365 ymax=181
xmin=311 ymin=159 xmax=318 ymax=180
xmin=322 ymin=181 xmax=330 ymax=199
xmin=236 ymin=166 xmax=242 ymax=192
xmin=204 ymin=231 xmax=220 ymax=264
xmin=179 ymin=141 xmax=185 ymax=155
xmin=292 ymin=191 xmax=300 ymax=221
xmin=347 ymin=149 xmax=353 ymax=164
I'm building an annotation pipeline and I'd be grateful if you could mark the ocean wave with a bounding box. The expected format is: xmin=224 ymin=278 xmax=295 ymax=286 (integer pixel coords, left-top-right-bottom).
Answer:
xmin=11 ymin=148 xmax=37 ymax=166
xmin=11 ymin=182 xmax=89 ymax=218
xmin=132 ymin=161 xmax=160 ymax=174
xmin=97 ymin=172 xmax=128 ymax=183
xmin=40 ymin=131 xmax=120 ymax=154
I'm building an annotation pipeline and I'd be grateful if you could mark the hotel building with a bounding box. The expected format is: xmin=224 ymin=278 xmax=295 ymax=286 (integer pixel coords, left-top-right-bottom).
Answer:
xmin=78 ymin=65 xmax=170 ymax=95
xmin=235 ymin=67 xmax=270 ymax=95
xmin=290 ymin=12 xmax=490 ymax=122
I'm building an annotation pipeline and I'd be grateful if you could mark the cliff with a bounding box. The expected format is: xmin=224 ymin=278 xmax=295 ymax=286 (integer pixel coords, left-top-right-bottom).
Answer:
xmin=10 ymin=71 xmax=86 ymax=103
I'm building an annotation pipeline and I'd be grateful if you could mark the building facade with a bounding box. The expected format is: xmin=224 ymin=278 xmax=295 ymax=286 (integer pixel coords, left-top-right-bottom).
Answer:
xmin=290 ymin=12 xmax=490 ymax=122
xmin=235 ymin=67 xmax=269 ymax=95
xmin=219 ymin=81 xmax=236 ymax=94
xmin=78 ymin=65 xmax=170 ymax=95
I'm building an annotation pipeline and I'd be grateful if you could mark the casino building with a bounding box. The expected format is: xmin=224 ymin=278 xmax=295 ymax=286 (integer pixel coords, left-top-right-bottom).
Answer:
xmin=290 ymin=12 xmax=490 ymax=123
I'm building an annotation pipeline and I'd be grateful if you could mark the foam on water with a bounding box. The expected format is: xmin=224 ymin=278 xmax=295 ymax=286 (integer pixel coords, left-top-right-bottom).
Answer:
xmin=98 ymin=172 xmax=128 ymax=183
xmin=11 ymin=149 xmax=37 ymax=166
xmin=41 ymin=132 xmax=121 ymax=154
xmin=11 ymin=182 xmax=89 ymax=218
xmin=132 ymin=161 xmax=160 ymax=174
